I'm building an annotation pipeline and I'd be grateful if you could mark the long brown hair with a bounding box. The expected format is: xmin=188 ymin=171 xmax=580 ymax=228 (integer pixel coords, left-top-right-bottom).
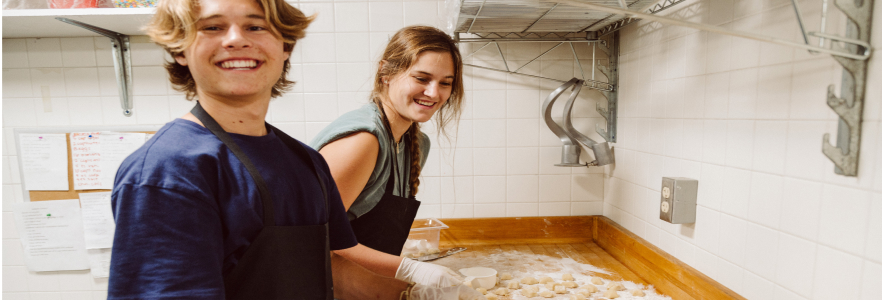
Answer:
xmin=144 ymin=0 xmax=314 ymax=100
xmin=371 ymin=26 xmax=464 ymax=196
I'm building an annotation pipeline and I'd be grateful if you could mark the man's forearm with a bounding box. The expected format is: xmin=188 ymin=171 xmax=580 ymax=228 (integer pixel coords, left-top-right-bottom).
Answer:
xmin=331 ymin=252 xmax=408 ymax=299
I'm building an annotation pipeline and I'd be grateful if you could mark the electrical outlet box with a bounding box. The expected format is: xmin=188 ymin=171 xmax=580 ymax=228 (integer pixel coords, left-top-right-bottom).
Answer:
xmin=659 ymin=177 xmax=698 ymax=224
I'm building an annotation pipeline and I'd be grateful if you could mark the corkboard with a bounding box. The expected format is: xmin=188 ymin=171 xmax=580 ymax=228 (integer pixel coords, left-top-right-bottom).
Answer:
xmin=14 ymin=127 xmax=161 ymax=202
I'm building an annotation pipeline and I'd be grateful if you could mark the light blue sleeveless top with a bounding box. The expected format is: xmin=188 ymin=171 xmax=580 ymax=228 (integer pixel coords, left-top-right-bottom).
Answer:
xmin=309 ymin=104 xmax=430 ymax=220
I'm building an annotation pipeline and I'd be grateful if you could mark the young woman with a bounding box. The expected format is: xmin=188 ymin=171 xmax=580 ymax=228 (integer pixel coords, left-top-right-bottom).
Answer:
xmin=311 ymin=25 xmax=465 ymax=280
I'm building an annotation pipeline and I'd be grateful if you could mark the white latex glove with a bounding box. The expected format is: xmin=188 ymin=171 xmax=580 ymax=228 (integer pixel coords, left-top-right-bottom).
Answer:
xmin=395 ymin=258 xmax=463 ymax=288
xmin=410 ymin=284 xmax=487 ymax=300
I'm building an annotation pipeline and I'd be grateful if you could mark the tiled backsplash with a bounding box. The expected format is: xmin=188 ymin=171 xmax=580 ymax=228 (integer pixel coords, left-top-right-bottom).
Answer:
xmin=2 ymin=0 xmax=606 ymax=297
xmin=606 ymin=0 xmax=882 ymax=299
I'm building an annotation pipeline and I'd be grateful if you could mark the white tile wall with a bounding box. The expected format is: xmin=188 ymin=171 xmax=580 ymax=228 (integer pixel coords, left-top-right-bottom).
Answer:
xmin=607 ymin=1 xmax=882 ymax=299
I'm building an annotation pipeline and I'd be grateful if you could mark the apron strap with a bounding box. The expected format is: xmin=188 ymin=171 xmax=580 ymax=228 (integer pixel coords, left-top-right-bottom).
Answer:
xmin=190 ymin=102 xmax=331 ymax=223
xmin=191 ymin=101 xmax=278 ymax=226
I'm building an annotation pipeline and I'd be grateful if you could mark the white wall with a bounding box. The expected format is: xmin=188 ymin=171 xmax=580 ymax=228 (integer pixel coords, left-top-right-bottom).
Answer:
xmin=2 ymin=0 xmax=606 ymax=297
xmin=606 ymin=0 xmax=882 ymax=299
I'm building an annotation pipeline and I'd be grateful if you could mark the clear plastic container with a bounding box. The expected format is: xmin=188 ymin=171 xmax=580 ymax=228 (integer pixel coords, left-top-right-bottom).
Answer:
xmin=401 ymin=218 xmax=449 ymax=259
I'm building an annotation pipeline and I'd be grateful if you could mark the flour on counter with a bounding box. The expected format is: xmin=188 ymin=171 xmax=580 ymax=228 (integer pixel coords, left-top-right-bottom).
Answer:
xmin=433 ymin=250 xmax=672 ymax=300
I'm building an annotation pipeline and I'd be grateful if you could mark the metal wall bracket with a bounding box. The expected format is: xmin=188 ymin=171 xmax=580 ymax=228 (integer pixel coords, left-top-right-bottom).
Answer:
xmin=595 ymin=31 xmax=619 ymax=143
xmin=56 ymin=18 xmax=134 ymax=117
xmin=821 ymin=0 xmax=875 ymax=176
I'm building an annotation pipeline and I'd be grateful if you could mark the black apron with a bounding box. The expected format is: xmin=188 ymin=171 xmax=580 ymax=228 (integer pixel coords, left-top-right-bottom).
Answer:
xmin=190 ymin=102 xmax=333 ymax=300
xmin=348 ymin=107 xmax=422 ymax=256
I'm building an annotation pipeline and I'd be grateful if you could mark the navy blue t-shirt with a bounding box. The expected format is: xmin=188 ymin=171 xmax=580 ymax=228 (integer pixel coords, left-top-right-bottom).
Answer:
xmin=109 ymin=119 xmax=357 ymax=299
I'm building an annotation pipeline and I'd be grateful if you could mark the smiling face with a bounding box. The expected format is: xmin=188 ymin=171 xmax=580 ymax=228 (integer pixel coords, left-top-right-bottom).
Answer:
xmin=383 ymin=51 xmax=455 ymax=124
xmin=174 ymin=0 xmax=290 ymax=103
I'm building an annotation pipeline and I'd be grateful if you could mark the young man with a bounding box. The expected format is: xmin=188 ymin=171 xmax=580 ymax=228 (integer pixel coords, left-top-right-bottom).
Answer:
xmin=109 ymin=0 xmax=483 ymax=299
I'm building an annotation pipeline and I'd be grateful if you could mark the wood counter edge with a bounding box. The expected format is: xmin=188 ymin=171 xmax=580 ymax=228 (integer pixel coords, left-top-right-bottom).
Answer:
xmin=431 ymin=216 xmax=745 ymax=300
xmin=592 ymin=216 xmax=746 ymax=300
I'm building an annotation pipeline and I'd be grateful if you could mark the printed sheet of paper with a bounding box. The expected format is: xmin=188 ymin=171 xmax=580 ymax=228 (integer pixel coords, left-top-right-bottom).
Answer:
xmin=71 ymin=132 xmax=146 ymax=190
xmin=13 ymin=199 xmax=90 ymax=272
xmin=19 ymin=133 xmax=69 ymax=191
xmin=98 ymin=132 xmax=146 ymax=188
xmin=70 ymin=132 xmax=103 ymax=190
xmin=87 ymin=248 xmax=112 ymax=278
xmin=79 ymin=192 xmax=115 ymax=249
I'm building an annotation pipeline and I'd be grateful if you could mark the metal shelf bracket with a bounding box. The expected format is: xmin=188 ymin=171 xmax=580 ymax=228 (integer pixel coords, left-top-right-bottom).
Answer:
xmin=821 ymin=0 xmax=875 ymax=176
xmin=56 ymin=17 xmax=134 ymax=117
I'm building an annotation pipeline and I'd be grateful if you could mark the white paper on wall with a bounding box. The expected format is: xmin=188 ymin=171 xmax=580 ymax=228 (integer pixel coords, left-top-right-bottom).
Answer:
xmin=19 ymin=133 xmax=70 ymax=191
xmin=71 ymin=132 xmax=146 ymax=190
xmin=87 ymin=248 xmax=113 ymax=278
xmin=70 ymin=132 xmax=103 ymax=190
xmin=13 ymin=199 xmax=90 ymax=272
xmin=79 ymin=192 xmax=116 ymax=249
xmin=98 ymin=132 xmax=146 ymax=188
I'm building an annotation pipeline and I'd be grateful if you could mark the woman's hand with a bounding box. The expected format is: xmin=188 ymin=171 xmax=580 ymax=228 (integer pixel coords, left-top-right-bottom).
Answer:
xmin=410 ymin=284 xmax=486 ymax=300
xmin=396 ymin=258 xmax=463 ymax=288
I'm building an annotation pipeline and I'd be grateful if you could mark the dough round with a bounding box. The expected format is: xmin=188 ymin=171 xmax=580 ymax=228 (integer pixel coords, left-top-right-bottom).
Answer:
xmin=577 ymin=290 xmax=591 ymax=297
xmin=591 ymin=277 xmax=604 ymax=285
xmin=539 ymin=276 xmax=554 ymax=284
xmin=582 ymin=284 xmax=598 ymax=293
xmin=607 ymin=282 xmax=624 ymax=292
xmin=485 ymin=293 xmax=498 ymax=300
xmin=562 ymin=273 xmax=575 ymax=281
xmin=540 ymin=290 xmax=554 ymax=298
xmin=521 ymin=276 xmax=539 ymax=285
xmin=563 ymin=281 xmax=578 ymax=288
xmin=554 ymin=285 xmax=566 ymax=294
xmin=632 ymin=289 xmax=646 ymax=296
xmin=493 ymin=288 xmax=509 ymax=296
xmin=545 ymin=282 xmax=557 ymax=291
xmin=524 ymin=285 xmax=539 ymax=293
xmin=476 ymin=288 xmax=487 ymax=295
xmin=522 ymin=289 xmax=537 ymax=297
xmin=499 ymin=273 xmax=512 ymax=280
xmin=603 ymin=289 xmax=620 ymax=299
xmin=506 ymin=281 xmax=520 ymax=289
xmin=570 ymin=295 xmax=586 ymax=300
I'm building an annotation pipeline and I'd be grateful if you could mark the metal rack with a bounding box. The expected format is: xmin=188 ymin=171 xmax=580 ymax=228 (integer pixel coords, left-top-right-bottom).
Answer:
xmin=451 ymin=0 xmax=689 ymax=151
xmin=451 ymin=0 xmax=875 ymax=176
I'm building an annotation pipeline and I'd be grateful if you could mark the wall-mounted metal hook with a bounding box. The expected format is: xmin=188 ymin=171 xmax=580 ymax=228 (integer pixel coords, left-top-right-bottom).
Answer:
xmin=819 ymin=0 xmax=874 ymax=176
xmin=56 ymin=18 xmax=133 ymax=117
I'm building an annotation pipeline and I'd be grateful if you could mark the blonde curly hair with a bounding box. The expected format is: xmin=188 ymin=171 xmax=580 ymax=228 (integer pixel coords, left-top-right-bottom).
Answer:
xmin=144 ymin=0 xmax=314 ymax=99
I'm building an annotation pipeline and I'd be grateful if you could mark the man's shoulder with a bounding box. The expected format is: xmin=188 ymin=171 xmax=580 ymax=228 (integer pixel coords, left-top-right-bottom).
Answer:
xmin=115 ymin=120 xmax=225 ymax=189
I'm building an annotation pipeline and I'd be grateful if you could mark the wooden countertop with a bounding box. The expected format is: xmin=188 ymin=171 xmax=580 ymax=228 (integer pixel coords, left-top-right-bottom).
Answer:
xmin=427 ymin=216 xmax=745 ymax=300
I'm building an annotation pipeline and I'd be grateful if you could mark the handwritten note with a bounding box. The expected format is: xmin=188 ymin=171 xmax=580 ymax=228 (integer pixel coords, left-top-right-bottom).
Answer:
xmin=98 ymin=133 xmax=146 ymax=188
xmin=13 ymin=199 xmax=90 ymax=272
xmin=87 ymin=248 xmax=112 ymax=278
xmin=19 ymin=133 xmax=69 ymax=191
xmin=71 ymin=132 xmax=146 ymax=190
xmin=79 ymin=192 xmax=115 ymax=249
xmin=70 ymin=132 xmax=103 ymax=190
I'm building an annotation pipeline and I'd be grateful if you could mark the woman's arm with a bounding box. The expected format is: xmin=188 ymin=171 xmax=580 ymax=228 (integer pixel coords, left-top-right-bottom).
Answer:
xmin=318 ymin=132 xmax=379 ymax=210
xmin=334 ymin=243 xmax=404 ymax=277
xmin=330 ymin=251 xmax=408 ymax=299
